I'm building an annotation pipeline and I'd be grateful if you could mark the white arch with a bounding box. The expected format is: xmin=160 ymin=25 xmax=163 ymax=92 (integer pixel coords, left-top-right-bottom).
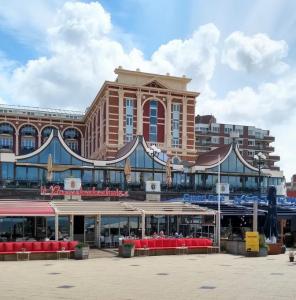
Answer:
xmin=142 ymin=96 xmax=167 ymax=114
xmin=40 ymin=124 xmax=59 ymax=134
xmin=0 ymin=120 xmax=18 ymax=133
xmin=18 ymin=122 xmax=40 ymax=135
xmin=62 ymin=126 xmax=84 ymax=139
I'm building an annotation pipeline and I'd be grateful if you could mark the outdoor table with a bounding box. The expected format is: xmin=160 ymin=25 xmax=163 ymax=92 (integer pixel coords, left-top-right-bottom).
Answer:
xmin=16 ymin=251 xmax=31 ymax=261
xmin=57 ymin=250 xmax=71 ymax=260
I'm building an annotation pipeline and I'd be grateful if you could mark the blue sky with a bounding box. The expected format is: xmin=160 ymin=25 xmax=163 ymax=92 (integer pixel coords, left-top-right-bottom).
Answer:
xmin=0 ymin=0 xmax=295 ymax=179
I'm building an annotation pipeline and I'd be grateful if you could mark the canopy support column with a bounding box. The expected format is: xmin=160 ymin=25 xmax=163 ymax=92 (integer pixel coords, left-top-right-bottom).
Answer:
xmin=70 ymin=215 xmax=74 ymax=241
xmin=141 ymin=211 xmax=145 ymax=239
xmin=55 ymin=214 xmax=59 ymax=241
xmin=95 ymin=215 xmax=101 ymax=248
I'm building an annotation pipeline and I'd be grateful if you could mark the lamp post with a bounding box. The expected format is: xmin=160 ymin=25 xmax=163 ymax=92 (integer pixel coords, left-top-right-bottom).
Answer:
xmin=217 ymin=154 xmax=221 ymax=253
xmin=148 ymin=144 xmax=161 ymax=181
xmin=253 ymin=152 xmax=266 ymax=232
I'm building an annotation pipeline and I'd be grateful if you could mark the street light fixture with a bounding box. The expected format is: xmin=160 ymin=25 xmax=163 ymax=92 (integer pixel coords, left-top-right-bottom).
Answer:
xmin=148 ymin=144 xmax=161 ymax=181
xmin=253 ymin=152 xmax=266 ymax=232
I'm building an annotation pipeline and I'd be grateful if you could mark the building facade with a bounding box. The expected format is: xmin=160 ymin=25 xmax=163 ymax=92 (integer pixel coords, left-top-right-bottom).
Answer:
xmin=0 ymin=68 xmax=198 ymax=164
xmin=84 ymin=67 xmax=198 ymax=163
xmin=195 ymin=115 xmax=280 ymax=170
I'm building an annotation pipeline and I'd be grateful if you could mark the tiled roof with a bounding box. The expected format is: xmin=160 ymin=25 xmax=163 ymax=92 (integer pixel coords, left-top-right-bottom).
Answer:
xmin=195 ymin=144 xmax=232 ymax=166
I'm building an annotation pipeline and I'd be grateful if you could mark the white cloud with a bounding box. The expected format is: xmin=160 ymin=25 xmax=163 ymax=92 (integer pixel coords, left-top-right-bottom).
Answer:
xmin=0 ymin=1 xmax=294 ymax=179
xmin=222 ymin=31 xmax=289 ymax=74
xmin=0 ymin=2 xmax=220 ymax=110
xmin=199 ymin=73 xmax=296 ymax=179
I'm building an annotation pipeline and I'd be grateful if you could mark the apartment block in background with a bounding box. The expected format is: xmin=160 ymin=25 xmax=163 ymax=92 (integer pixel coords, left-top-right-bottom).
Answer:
xmin=195 ymin=115 xmax=280 ymax=170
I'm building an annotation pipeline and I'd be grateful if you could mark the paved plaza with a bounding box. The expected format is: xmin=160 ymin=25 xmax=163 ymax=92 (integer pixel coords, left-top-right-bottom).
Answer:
xmin=0 ymin=253 xmax=296 ymax=300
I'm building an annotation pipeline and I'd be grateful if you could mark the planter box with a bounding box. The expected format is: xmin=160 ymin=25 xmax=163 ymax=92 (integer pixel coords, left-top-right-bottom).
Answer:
xmin=74 ymin=247 xmax=89 ymax=260
xmin=267 ymin=243 xmax=282 ymax=255
xmin=120 ymin=245 xmax=135 ymax=258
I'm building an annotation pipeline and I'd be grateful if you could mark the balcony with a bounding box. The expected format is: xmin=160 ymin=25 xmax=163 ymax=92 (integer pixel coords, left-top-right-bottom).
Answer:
xmin=265 ymin=146 xmax=275 ymax=152
xmin=263 ymin=136 xmax=275 ymax=142
xmin=268 ymin=155 xmax=280 ymax=161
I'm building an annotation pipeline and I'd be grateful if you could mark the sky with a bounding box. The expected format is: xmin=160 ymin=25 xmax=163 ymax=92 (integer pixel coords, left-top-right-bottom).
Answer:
xmin=0 ymin=0 xmax=295 ymax=180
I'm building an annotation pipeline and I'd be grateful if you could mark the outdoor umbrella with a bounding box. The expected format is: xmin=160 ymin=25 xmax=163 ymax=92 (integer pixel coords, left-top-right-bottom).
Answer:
xmin=46 ymin=154 xmax=53 ymax=182
xmin=166 ymin=159 xmax=172 ymax=187
xmin=263 ymin=186 xmax=278 ymax=240
xmin=124 ymin=158 xmax=132 ymax=184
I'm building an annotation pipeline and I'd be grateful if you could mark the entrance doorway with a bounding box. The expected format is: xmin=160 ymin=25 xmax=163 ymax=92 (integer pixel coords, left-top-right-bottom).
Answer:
xmin=73 ymin=215 xmax=96 ymax=245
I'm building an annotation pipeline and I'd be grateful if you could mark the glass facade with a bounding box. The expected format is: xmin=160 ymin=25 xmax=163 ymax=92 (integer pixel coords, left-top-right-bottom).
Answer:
xmin=0 ymin=128 xmax=284 ymax=194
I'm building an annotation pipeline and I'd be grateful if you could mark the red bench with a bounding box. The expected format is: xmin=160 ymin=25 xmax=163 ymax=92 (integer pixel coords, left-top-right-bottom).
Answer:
xmin=122 ymin=238 xmax=217 ymax=256
xmin=0 ymin=241 xmax=79 ymax=260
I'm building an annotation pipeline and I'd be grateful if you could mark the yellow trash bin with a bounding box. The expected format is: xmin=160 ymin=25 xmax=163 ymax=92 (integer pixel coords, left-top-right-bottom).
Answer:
xmin=245 ymin=231 xmax=259 ymax=252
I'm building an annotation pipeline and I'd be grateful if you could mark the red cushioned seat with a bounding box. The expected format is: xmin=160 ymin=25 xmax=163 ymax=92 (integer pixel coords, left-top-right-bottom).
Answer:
xmin=0 ymin=243 xmax=4 ymax=252
xmin=176 ymin=239 xmax=185 ymax=247
xmin=184 ymin=239 xmax=192 ymax=247
xmin=68 ymin=241 xmax=78 ymax=250
xmin=50 ymin=242 xmax=59 ymax=251
xmin=123 ymin=239 xmax=131 ymax=244
xmin=162 ymin=239 xmax=170 ymax=247
xmin=191 ymin=239 xmax=199 ymax=246
xmin=4 ymin=242 xmax=14 ymax=252
xmin=206 ymin=239 xmax=213 ymax=246
xmin=59 ymin=241 xmax=69 ymax=250
xmin=140 ymin=239 xmax=149 ymax=248
xmin=42 ymin=242 xmax=52 ymax=251
xmin=169 ymin=239 xmax=177 ymax=247
xmin=134 ymin=240 xmax=141 ymax=249
xmin=154 ymin=239 xmax=163 ymax=248
xmin=23 ymin=242 xmax=33 ymax=251
xmin=32 ymin=242 xmax=43 ymax=252
xmin=13 ymin=242 xmax=24 ymax=252
xmin=147 ymin=239 xmax=156 ymax=248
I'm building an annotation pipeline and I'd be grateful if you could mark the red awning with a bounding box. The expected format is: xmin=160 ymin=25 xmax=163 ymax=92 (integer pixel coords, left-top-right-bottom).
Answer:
xmin=0 ymin=201 xmax=55 ymax=216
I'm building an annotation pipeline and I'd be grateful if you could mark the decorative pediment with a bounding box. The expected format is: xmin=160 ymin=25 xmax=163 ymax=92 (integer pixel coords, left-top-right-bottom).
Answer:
xmin=144 ymin=79 xmax=168 ymax=89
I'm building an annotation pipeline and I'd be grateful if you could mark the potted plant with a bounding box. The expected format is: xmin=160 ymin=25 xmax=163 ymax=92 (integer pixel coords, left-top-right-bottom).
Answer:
xmin=121 ymin=243 xmax=135 ymax=258
xmin=259 ymin=234 xmax=268 ymax=257
xmin=74 ymin=242 xmax=89 ymax=260
xmin=289 ymin=251 xmax=295 ymax=262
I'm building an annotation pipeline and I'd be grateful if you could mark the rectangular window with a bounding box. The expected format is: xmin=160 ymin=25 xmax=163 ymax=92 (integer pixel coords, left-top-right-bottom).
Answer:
xmin=0 ymin=136 xmax=13 ymax=149
xmin=21 ymin=138 xmax=35 ymax=149
xmin=66 ymin=141 xmax=78 ymax=152
xmin=149 ymin=100 xmax=158 ymax=142
xmin=224 ymin=137 xmax=231 ymax=144
xmin=172 ymin=138 xmax=179 ymax=148
xmin=125 ymin=98 xmax=134 ymax=142
xmin=211 ymin=137 xmax=219 ymax=144
xmin=224 ymin=126 xmax=233 ymax=134
xmin=171 ymin=103 xmax=180 ymax=147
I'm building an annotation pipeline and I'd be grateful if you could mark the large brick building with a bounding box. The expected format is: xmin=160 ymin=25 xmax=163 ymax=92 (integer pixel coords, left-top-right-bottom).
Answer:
xmin=195 ymin=115 xmax=280 ymax=170
xmin=0 ymin=68 xmax=198 ymax=164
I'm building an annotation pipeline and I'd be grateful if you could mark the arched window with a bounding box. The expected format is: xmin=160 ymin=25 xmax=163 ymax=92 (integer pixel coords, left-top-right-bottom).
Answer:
xmin=41 ymin=126 xmax=56 ymax=144
xmin=0 ymin=123 xmax=15 ymax=152
xmin=143 ymin=100 xmax=165 ymax=143
xmin=63 ymin=128 xmax=81 ymax=154
xmin=19 ymin=125 xmax=38 ymax=155
xmin=172 ymin=156 xmax=181 ymax=165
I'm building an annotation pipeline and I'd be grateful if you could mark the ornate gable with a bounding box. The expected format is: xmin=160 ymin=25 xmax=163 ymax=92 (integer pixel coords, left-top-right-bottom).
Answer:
xmin=144 ymin=79 xmax=168 ymax=89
